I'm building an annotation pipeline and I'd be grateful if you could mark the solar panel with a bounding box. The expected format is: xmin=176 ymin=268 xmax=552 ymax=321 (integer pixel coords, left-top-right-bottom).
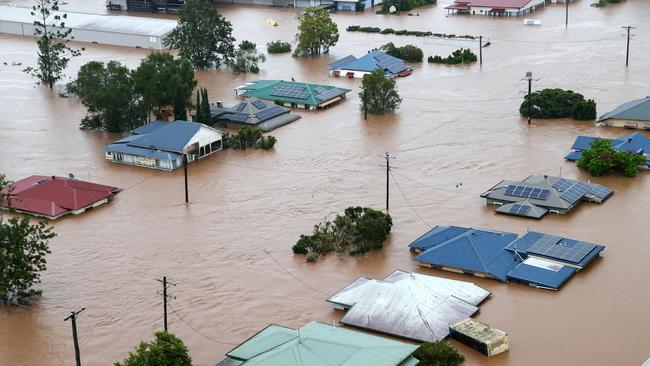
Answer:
xmin=315 ymin=88 xmax=345 ymax=101
xmin=225 ymin=113 xmax=248 ymax=122
xmin=552 ymin=178 xmax=574 ymax=192
xmin=527 ymin=234 xmax=597 ymax=264
xmin=589 ymin=184 xmax=612 ymax=199
xmin=271 ymin=83 xmax=310 ymax=99
xmin=509 ymin=204 xmax=531 ymax=216
xmin=234 ymin=103 xmax=247 ymax=112
xmin=504 ymin=185 xmax=551 ymax=200
xmin=255 ymin=105 xmax=286 ymax=121
xmin=314 ymin=86 xmax=328 ymax=94
xmin=251 ymin=100 xmax=267 ymax=110
xmin=559 ymin=182 xmax=592 ymax=204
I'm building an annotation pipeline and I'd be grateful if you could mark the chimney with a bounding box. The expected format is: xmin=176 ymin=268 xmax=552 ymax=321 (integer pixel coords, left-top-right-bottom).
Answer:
xmin=217 ymin=101 xmax=223 ymax=108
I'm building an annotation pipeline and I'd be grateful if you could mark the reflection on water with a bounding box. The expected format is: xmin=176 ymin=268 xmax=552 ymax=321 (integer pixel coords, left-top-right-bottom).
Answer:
xmin=1 ymin=1 xmax=649 ymax=365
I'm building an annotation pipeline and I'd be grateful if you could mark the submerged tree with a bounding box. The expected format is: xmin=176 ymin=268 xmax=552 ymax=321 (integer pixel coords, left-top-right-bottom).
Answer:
xmin=114 ymin=331 xmax=192 ymax=366
xmin=359 ymin=69 xmax=402 ymax=115
xmin=294 ymin=7 xmax=339 ymax=56
xmin=194 ymin=88 xmax=211 ymax=124
xmin=164 ymin=0 xmax=235 ymax=68
xmin=228 ymin=41 xmax=266 ymax=73
xmin=24 ymin=0 xmax=82 ymax=88
xmin=66 ymin=61 xmax=146 ymax=132
xmin=413 ymin=341 xmax=465 ymax=366
xmin=0 ymin=175 xmax=56 ymax=303
xmin=519 ymin=88 xmax=596 ymax=120
xmin=577 ymin=139 xmax=646 ymax=177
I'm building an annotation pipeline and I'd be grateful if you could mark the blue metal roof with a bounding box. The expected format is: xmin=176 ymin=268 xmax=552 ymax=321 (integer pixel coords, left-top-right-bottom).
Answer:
xmin=329 ymin=55 xmax=357 ymax=70
xmin=597 ymin=96 xmax=650 ymax=122
xmin=329 ymin=51 xmax=411 ymax=77
xmin=414 ymin=228 xmax=519 ymax=282
xmin=507 ymin=262 xmax=576 ymax=290
xmin=567 ymin=132 xmax=650 ymax=165
xmin=132 ymin=120 xmax=169 ymax=135
xmin=408 ymin=225 xmax=470 ymax=250
xmin=564 ymin=151 xmax=583 ymax=161
xmin=105 ymin=142 xmax=181 ymax=161
xmin=128 ymin=121 xmax=202 ymax=153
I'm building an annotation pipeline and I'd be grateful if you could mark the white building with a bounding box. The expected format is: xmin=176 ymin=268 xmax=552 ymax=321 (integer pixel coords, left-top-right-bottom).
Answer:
xmin=0 ymin=5 xmax=177 ymax=49
xmin=446 ymin=0 xmax=548 ymax=16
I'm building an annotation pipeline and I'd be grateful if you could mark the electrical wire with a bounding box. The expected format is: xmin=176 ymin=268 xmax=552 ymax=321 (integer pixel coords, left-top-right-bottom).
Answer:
xmin=263 ymin=249 xmax=329 ymax=296
xmin=389 ymin=170 xmax=431 ymax=228
xmin=168 ymin=303 xmax=238 ymax=346
xmin=483 ymin=35 xmax=623 ymax=45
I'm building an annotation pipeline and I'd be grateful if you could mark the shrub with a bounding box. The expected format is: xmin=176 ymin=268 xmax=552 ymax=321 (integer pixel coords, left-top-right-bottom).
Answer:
xmin=380 ymin=28 xmax=395 ymax=34
xmin=573 ymin=99 xmax=597 ymax=120
xmin=381 ymin=42 xmax=423 ymax=62
xmin=519 ymin=88 xmax=597 ymax=120
xmin=267 ymin=41 xmax=292 ymax=54
xmin=346 ymin=25 xmax=361 ymax=31
xmin=577 ymin=139 xmax=646 ymax=177
xmin=359 ymin=26 xmax=381 ymax=33
xmin=228 ymin=40 xmax=265 ymax=73
xmin=428 ymin=48 xmax=477 ymax=65
xmin=223 ymin=126 xmax=277 ymax=150
xmin=355 ymin=1 xmax=365 ymax=11
xmin=114 ymin=331 xmax=191 ymax=366
xmin=414 ymin=341 xmax=464 ymax=366
xmin=258 ymin=135 xmax=277 ymax=150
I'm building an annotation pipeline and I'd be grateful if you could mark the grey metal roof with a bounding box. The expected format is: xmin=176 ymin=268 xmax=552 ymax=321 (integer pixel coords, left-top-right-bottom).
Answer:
xmin=495 ymin=200 xmax=548 ymax=219
xmin=327 ymin=270 xmax=490 ymax=342
xmin=210 ymin=98 xmax=300 ymax=131
xmin=597 ymin=96 xmax=650 ymax=122
xmin=329 ymin=55 xmax=358 ymax=70
xmin=129 ymin=121 xmax=202 ymax=153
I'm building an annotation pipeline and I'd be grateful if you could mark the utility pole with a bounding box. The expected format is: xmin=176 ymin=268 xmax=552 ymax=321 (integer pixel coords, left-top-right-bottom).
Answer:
xmin=183 ymin=154 xmax=189 ymax=203
xmin=565 ymin=0 xmax=569 ymax=28
xmin=157 ymin=276 xmax=176 ymax=332
xmin=622 ymin=26 xmax=635 ymax=67
xmin=479 ymin=36 xmax=483 ymax=66
xmin=380 ymin=153 xmax=395 ymax=210
xmin=363 ymin=90 xmax=368 ymax=120
xmin=64 ymin=308 xmax=85 ymax=366
xmin=522 ymin=71 xmax=538 ymax=125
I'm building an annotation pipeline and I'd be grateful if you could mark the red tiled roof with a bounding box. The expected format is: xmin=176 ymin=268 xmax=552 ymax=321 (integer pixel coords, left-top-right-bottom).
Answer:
xmin=1 ymin=176 xmax=121 ymax=219
xmin=451 ymin=0 xmax=531 ymax=8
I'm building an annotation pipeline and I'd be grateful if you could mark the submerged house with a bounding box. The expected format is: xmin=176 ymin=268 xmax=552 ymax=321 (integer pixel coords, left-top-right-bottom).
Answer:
xmin=216 ymin=321 xmax=420 ymax=366
xmin=565 ymin=132 xmax=650 ymax=168
xmin=327 ymin=270 xmax=490 ymax=342
xmin=234 ymin=80 xmax=351 ymax=110
xmin=445 ymin=0 xmax=547 ymax=16
xmin=329 ymin=51 xmax=414 ymax=79
xmin=410 ymin=226 xmax=605 ymax=290
xmin=0 ymin=175 xmax=121 ymax=220
xmin=209 ymin=98 xmax=301 ymax=132
xmin=105 ymin=121 xmax=223 ymax=171
xmin=596 ymin=97 xmax=650 ymax=129
xmin=480 ymin=175 xmax=613 ymax=218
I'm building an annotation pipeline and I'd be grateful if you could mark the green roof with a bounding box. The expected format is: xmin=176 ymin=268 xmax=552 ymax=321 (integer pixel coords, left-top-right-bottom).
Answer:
xmin=238 ymin=80 xmax=351 ymax=106
xmin=224 ymin=321 xmax=419 ymax=366
xmin=598 ymin=96 xmax=650 ymax=122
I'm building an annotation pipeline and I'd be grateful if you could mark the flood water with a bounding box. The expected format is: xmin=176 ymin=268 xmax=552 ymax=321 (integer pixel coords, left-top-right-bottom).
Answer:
xmin=1 ymin=0 xmax=649 ymax=365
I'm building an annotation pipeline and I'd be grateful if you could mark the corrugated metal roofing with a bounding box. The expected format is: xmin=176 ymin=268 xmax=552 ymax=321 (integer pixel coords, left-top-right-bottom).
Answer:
xmin=237 ymin=80 xmax=351 ymax=106
xmin=597 ymin=96 xmax=650 ymax=122
xmin=327 ymin=270 xmax=490 ymax=342
xmin=409 ymin=225 xmax=470 ymax=250
xmin=209 ymin=98 xmax=301 ymax=131
xmin=329 ymin=55 xmax=358 ymax=70
xmin=329 ymin=51 xmax=413 ymax=77
xmin=495 ymin=201 xmax=548 ymax=219
xmin=128 ymin=121 xmax=202 ymax=152
xmin=132 ymin=120 xmax=169 ymax=135
xmin=223 ymin=321 xmax=419 ymax=366
xmin=506 ymin=258 xmax=576 ymax=290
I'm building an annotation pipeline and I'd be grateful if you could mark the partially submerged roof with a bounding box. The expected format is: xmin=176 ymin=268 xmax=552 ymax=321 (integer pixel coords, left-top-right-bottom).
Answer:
xmin=597 ymin=96 xmax=650 ymax=122
xmin=329 ymin=51 xmax=414 ymax=78
xmin=565 ymin=132 xmax=650 ymax=167
xmin=222 ymin=321 xmax=419 ymax=366
xmin=481 ymin=175 xmax=613 ymax=217
xmin=411 ymin=226 xmax=604 ymax=290
xmin=327 ymin=270 xmax=491 ymax=342
xmin=495 ymin=201 xmax=548 ymax=219
xmin=236 ymin=80 xmax=351 ymax=107
xmin=448 ymin=0 xmax=532 ymax=8
xmin=1 ymin=175 xmax=120 ymax=219
xmin=210 ymin=97 xmax=301 ymax=131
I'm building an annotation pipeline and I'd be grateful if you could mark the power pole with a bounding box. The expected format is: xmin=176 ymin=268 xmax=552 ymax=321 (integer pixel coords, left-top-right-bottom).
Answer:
xmin=479 ymin=36 xmax=483 ymax=66
xmin=183 ymin=154 xmax=189 ymax=203
xmin=157 ymin=276 xmax=176 ymax=332
xmin=363 ymin=90 xmax=368 ymax=120
xmin=565 ymin=0 xmax=569 ymax=28
xmin=64 ymin=308 xmax=85 ymax=366
xmin=522 ymin=71 xmax=538 ymax=125
xmin=380 ymin=153 xmax=395 ymax=210
xmin=622 ymin=26 xmax=635 ymax=67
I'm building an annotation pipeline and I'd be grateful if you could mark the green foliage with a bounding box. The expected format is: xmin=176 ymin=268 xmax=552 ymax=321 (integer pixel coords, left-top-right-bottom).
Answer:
xmin=66 ymin=61 xmax=146 ymax=132
xmin=194 ymin=88 xmax=211 ymax=124
xmin=292 ymin=207 xmax=392 ymax=262
xmin=347 ymin=26 xmax=475 ymax=39
xmin=294 ymin=7 xmax=339 ymax=57
xmin=24 ymin=0 xmax=82 ymax=88
xmin=428 ymin=48 xmax=477 ymax=65
xmin=163 ymin=0 xmax=235 ymax=68
xmin=577 ymin=139 xmax=646 ymax=177
xmin=519 ymin=88 xmax=597 ymax=120
xmin=132 ymin=52 xmax=197 ymax=120
xmin=228 ymin=41 xmax=266 ymax=73
xmin=355 ymin=1 xmax=366 ymax=11
xmin=223 ymin=126 xmax=276 ymax=150
xmin=114 ymin=331 xmax=191 ymax=366
xmin=0 ymin=176 xmax=56 ymax=303
xmin=414 ymin=341 xmax=465 ymax=366
xmin=359 ymin=69 xmax=402 ymax=114
xmin=381 ymin=42 xmax=423 ymax=62
xmin=266 ymin=40 xmax=292 ymax=54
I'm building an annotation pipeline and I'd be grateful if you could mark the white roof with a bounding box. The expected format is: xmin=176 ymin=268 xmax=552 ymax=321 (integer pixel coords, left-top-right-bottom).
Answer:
xmin=328 ymin=270 xmax=491 ymax=342
xmin=0 ymin=6 xmax=177 ymax=37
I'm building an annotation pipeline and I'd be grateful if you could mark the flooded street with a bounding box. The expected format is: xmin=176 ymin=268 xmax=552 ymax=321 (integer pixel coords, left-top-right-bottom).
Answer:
xmin=1 ymin=0 xmax=650 ymax=365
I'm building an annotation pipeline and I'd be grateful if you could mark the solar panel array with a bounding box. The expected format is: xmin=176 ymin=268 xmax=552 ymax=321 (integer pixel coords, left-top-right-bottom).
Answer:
xmin=559 ymin=182 xmax=592 ymax=204
xmin=255 ymin=105 xmax=286 ymax=121
xmin=551 ymin=178 xmax=574 ymax=192
xmin=251 ymin=100 xmax=267 ymax=110
xmin=234 ymin=103 xmax=247 ymax=112
xmin=589 ymin=184 xmax=612 ymax=200
xmin=315 ymin=88 xmax=345 ymax=101
xmin=527 ymin=234 xmax=596 ymax=264
xmin=225 ymin=113 xmax=248 ymax=122
xmin=509 ymin=204 xmax=531 ymax=216
xmin=313 ymin=86 xmax=328 ymax=94
xmin=271 ymin=84 xmax=310 ymax=99
xmin=504 ymin=185 xmax=551 ymax=200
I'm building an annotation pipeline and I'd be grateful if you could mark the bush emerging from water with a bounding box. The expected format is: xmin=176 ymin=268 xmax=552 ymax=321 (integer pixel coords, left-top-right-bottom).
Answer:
xmin=223 ymin=126 xmax=276 ymax=150
xmin=346 ymin=25 xmax=475 ymax=40
xmin=428 ymin=48 xmax=477 ymax=65
xmin=292 ymin=207 xmax=392 ymax=262
xmin=381 ymin=42 xmax=423 ymax=62
xmin=413 ymin=341 xmax=465 ymax=366
xmin=519 ymin=88 xmax=597 ymax=120
xmin=592 ymin=0 xmax=623 ymax=7
xmin=577 ymin=139 xmax=646 ymax=177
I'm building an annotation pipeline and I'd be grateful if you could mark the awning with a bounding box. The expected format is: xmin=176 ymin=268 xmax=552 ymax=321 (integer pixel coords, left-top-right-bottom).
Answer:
xmin=490 ymin=8 xmax=506 ymax=12
xmin=318 ymin=96 xmax=342 ymax=108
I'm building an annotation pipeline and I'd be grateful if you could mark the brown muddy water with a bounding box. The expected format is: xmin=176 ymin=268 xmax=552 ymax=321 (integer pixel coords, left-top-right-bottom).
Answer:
xmin=1 ymin=0 xmax=650 ymax=365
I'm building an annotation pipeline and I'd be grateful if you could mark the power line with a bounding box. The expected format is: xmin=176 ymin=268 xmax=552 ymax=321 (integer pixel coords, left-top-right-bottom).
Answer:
xmin=389 ymin=170 xmax=431 ymax=228
xmin=168 ymin=303 xmax=238 ymax=346
xmin=484 ymin=35 xmax=622 ymax=44
xmin=262 ymin=249 xmax=329 ymax=296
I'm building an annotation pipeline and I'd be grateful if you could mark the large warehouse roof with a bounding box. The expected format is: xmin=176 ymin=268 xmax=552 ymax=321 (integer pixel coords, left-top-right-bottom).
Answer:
xmin=0 ymin=6 xmax=177 ymax=37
